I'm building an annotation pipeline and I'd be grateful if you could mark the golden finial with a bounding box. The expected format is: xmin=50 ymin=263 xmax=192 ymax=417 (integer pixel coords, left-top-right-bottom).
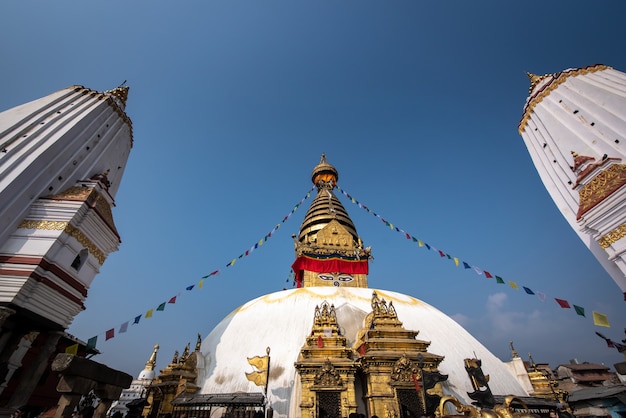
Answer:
xmin=105 ymin=85 xmax=129 ymax=109
xmin=145 ymin=344 xmax=159 ymax=371
xmin=509 ymin=341 xmax=519 ymax=358
xmin=526 ymin=72 xmax=549 ymax=94
xmin=180 ymin=342 xmax=190 ymax=363
xmin=195 ymin=333 xmax=202 ymax=352
xmin=311 ymin=153 xmax=338 ymax=188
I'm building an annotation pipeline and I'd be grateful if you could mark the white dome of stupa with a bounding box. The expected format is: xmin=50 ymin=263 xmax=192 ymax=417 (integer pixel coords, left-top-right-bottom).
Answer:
xmin=197 ymin=287 xmax=528 ymax=417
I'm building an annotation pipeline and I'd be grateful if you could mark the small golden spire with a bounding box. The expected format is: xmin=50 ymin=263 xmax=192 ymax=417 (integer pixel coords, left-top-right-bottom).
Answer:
xmin=526 ymin=72 xmax=548 ymax=94
xmin=509 ymin=341 xmax=519 ymax=358
xmin=145 ymin=344 xmax=159 ymax=371
xmin=195 ymin=333 xmax=202 ymax=352
xmin=105 ymin=86 xmax=129 ymax=108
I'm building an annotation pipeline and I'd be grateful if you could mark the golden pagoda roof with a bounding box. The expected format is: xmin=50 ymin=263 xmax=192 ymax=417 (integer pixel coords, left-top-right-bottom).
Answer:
xmin=298 ymin=154 xmax=358 ymax=244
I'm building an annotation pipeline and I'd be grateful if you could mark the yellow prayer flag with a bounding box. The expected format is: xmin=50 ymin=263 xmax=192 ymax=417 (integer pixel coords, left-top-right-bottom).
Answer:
xmin=258 ymin=239 xmax=264 ymax=246
xmin=65 ymin=343 xmax=79 ymax=355
xmin=199 ymin=280 xmax=205 ymax=289
xmin=245 ymin=370 xmax=267 ymax=387
xmin=145 ymin=309 xmax=154 ymax=318
xmin=454 ymin=257 xmax=459 ymax=267
xmin=389 ymin=223 xmax=394 ymax=230
xmin=508 ymin=281 xmax=518 ymax=289
xmin=418 ymin=240 xmax=424 ymax=247
xmin=247 ymin=355 xmax=269 ymax=371
xmin=592 ymin=311 xmax=610 ymax=327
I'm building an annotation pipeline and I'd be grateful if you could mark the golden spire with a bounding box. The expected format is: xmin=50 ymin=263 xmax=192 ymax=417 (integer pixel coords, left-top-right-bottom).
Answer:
xmin=105 ymin=85 xmax=129 ymax=109
xmin=145 ymin=344 xmax=159 ymax=371
xmin=195 ymin=333 xmax=202 ymax=352
xmin=526 ymin=72 xmax=549 ymax=94
xmin=509 ymin=341 xmax=520 ymax=358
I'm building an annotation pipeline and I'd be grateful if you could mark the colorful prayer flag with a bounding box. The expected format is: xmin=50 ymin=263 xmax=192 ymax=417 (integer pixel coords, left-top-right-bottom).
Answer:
xmin=555 ymin=298 xmax=571 ymax=309
xmin=145 ymin=309 xmax=154 ymax=318
xmin=523 ymin=287 xmax=534 ymax=295
xmin=463 ymin=262 xmax=471 ymax=269
xmin=573 ymin=305 xmax=585 ymax=317
xmin=484 ymin=271 xmax=493 ymax=278
xmin=509 ymin=281 xmax=518 ymax=289
xmin=87 ymin=336 xmax=97 ymax=350
xmin=133 ymin=315 xmax=142 ymax=324
xmin=537 ymin=292 xmax=546 ymax=302
xmin=105 ymin=328 xmax=115 ymax=341
xmin=119 ymin=321 xmax=129 ymax=333
xmin=454 ymin=257 xmax=459 ymax=267
xmin=495 ymin=276 xmax=505 ymax=284
xmin=186 ymin=285 xmax=195 ymax=291
xmin=592 ymin=311 xmax=610 ymax=327
xmin=65 ymin=343 xmax=79 ymax=355
xmin=199 ymin=280 xmax=204 ymax=289
xmin=168 ymin=296 xmax=177 ymax=304
xmin=157 ymin=302 xmax=166 ymax=311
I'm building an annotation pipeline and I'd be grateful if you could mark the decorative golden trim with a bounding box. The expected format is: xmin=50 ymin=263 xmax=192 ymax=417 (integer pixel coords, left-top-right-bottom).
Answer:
xmin=518 ymin=64 xmax=609 ymax=134
xmin=598 ymin=224 xmax=626 ymax=249
xmin=577 ymin=164 xmax=626 ymax=219
xmin=18 ymin=220 xmax=68 ymax=230
xmin=49 ymin=186 xmax=93 ymax=201
xmin=18 ymin=220 xmax=106 ymax=264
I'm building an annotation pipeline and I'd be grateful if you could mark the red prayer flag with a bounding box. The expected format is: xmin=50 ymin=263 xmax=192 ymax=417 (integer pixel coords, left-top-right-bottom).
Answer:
xmin=484 ymin=271 xmax=493 ymax=278
xmin=317 ymin=335 xmax=323 ymax=348
xmin=555 ymin=298 xmax=571 ymax=308
xmin=105 ymin=328 xmax=115 ymax=341
xmin=168 ymin=296 xmax=177 ymax=304
xmin=438 ymin=250 xmax=445 ymax=257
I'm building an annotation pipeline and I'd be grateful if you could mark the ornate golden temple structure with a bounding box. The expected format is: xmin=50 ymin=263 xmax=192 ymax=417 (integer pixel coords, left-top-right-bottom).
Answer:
xmin=137 ymin=155 xmax=560 ymax=418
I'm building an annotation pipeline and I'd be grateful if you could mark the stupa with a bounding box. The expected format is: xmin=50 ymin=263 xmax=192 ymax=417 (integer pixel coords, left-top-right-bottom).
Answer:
xmin=148 ymin=155 xmax=529 ymax=418
xmin=0 ymin=85 xmax=133 ymax=407
xmin=519 ymin=64 xmax=626 ymax=299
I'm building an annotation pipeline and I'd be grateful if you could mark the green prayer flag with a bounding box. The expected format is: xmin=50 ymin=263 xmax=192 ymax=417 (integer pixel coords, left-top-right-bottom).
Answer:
xmin=87 ymin=336 xmax=98 ymax=350
xmin=574 ymin=305 xmax=585 ymax=317
xmin=157 ymin=302 xmax=166 ymax=311
xmin=495 ymin=276 xmax=505 ymax=284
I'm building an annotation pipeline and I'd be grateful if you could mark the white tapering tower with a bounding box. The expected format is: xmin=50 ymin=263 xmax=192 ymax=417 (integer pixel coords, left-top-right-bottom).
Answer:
xmin=519 ymin=64 xmax=626 ymax=300
xmin=0 ymin=85 xmax=133 ymax=406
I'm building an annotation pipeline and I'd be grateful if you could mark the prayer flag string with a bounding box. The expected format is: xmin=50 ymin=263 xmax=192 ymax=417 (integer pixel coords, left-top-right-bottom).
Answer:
xmin=335 ymin=185 xmax=615 ymax=331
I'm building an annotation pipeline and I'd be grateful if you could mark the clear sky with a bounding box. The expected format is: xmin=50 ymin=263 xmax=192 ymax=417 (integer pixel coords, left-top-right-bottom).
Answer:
xmin=2 ymin=1 xmax=626 ymax=379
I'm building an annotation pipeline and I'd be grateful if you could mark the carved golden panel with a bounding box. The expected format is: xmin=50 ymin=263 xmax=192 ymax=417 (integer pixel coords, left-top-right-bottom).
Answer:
xmin=577 ymin=164 xmax=626 ymax=219
xmin=18 ymin=220 xmax=106 ymax=265
xmin=598 ymin=223 xmax=626 ymax=249
xmin=316 ymin=219 xmax=354 ymax=249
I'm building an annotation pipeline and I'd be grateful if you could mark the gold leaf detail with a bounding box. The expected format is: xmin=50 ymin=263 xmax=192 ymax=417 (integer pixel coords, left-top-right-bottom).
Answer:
xmin=598 ymin=224 xmax=626 ymax=249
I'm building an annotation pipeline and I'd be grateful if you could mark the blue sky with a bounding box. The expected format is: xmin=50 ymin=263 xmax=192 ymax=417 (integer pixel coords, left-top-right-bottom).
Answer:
xmin=2 ymin=1 xmax=626 ymax=378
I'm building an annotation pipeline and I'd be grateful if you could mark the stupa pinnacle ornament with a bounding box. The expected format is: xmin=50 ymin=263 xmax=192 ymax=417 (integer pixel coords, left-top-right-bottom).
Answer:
xmin=292 ymin=154 xmax=372 ymax=288
xmin=519 ymin=64 xmax=626 ymax=299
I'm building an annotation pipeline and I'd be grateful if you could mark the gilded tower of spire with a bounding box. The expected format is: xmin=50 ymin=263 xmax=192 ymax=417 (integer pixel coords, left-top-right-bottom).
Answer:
xmin=292 ymin=154 xmax=372 ymax=288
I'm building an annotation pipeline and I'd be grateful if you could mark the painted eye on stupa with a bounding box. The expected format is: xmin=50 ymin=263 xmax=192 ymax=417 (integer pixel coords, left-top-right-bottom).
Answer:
xmin=318 ymin=274 xmax=335 ymax=281
xmin=337 ymin=275 xmax=353 ymax=282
